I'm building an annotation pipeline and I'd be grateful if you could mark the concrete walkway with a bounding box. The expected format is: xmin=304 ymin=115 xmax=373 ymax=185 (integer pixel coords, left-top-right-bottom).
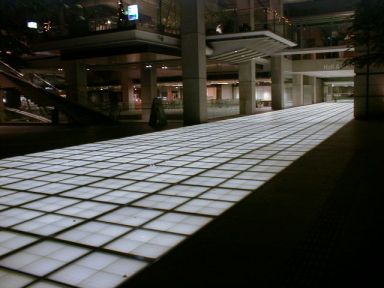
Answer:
xmin=1 ymin=103 xmax=382 ymax=287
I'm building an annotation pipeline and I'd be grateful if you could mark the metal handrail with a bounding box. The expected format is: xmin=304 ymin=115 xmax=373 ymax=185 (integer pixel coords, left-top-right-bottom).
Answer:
xmin=0 ymin=60 xmax=60 ymax=95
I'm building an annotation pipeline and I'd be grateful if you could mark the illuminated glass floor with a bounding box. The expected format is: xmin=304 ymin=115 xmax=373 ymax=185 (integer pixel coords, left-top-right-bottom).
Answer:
xmin=0 ymin=103 xmax=353 ymax=288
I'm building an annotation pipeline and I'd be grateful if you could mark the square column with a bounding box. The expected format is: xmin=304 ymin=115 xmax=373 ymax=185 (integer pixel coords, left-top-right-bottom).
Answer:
xmin=315 ymin=78 xmax=323 ymax=103
xmin=121 ymin=71 xmax=135 ymax=111
xmin=239 ymin=59 xmax=256 ymax=115
xmin=292 ymin=74 xmax=303 ymax=106
xmin=140 ymin=66 xmax=157 ymax=122
xmin=271 ymin=56 xmax=284 ymax=110
xmin=180 ymin=0 xmax=207 ymax=125
xmin=308 ymin=76 xmax=317 ymax=104
xmin=64 ymin=60 xmax=88 ymax=106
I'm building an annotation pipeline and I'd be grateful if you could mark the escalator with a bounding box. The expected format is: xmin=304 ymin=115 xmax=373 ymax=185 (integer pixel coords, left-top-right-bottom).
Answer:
xmin=0 ymin=60 xmax=116 ymax=124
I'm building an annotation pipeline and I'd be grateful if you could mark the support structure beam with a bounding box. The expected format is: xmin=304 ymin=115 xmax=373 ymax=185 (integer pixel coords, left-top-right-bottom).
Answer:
xmin=64 ymin=60 xmax=87 ymax=106
xmin=180 ymin=0 xmax=207 ymax=125
xmin=239 ymin=59 xmax=256 ymax=115
xmin=140 ymin=66 xmax=157 ymax=122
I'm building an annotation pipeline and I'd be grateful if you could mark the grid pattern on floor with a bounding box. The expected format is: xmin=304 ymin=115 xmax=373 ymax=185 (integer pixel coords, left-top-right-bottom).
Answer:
xmin=0 ymin=103 xmax=353 ymax=288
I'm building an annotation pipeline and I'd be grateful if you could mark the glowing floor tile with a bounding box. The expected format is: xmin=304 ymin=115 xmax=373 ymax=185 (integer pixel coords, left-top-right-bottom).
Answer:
xmin=167 ymin=167 xmax=205 ymax=176
xmin=28 ymin=183 xmax=77 ymax=194
xmin=22 ymin=196 xmax=79 ymax=212
xmin=0 ymin=188 xmax=14 ymax=197
xmin=111 ymin=163 xmax=148 ymax=171
xmin=199 ymin=169 xmax=239 ymax=178
xmin=0 ymin=241 xmax=89 ymax=276
xmin=94 ymin=190 xmax=146 ymax=204
xmin=199 ymin=157 xmax=231 ymax=164
xmin=176 ymin=199 xmax=234 ymax=216
xmin=0 ymin=231 xmax=37 ymax=256
xmin=49 ymin=252 xmax=148 ymax=288
xmin=182 ymin=176 xmax=226 ymax=187
xmin=90 ymin=179 xmax=135 ymax=189
xmin=106 ymin=157 xmax=137 ymax=163
xmin=122 ymin=182 xmax=170 ymax=193
xmin=57 ymin=201 xmax=117 ymax=219
xmin=98 ymin=207 xmax=163 ymax=227
xmin=87 ymin=169 xmax=126 ymax=177
xmin=85 ymin=162 xmax=118 ymax=169
xmin=0 ymin=169 xmax=26 ymax=177
xmin=186 ymin=161 xmax=218 ymax=169
xmin=57 ymin=221 xmax=130 ymax=247
xmin=17 ymin=163 xmax=50 ymax=170
xmin=235 ymin=171 xmax=275 ymax=181
xmin=261 ymin=160 xmax=293 ymax=167
xmin=0 ymin=204 xmax=8 ymax=211
xmin=0 ymin=161 xmax=26 ymax=168
xmin=146 ymin=173 xmax=190 ymax=184
xmin=11 ymin=170 xmax=48 ymax=179
xmin=0 ymin=177 xmax=25 ymax=186
xmin=117 ymin=171 xmax=156 ymax=181
xmin=0 ymin=268 xmax=35 ymax=288
xmin=13 ymin=214 xmax=83 ymax=236
xmin=28 ymin=280 xmax=69 ymax=288
xmin=248 ymin=165 xmax=285 ymax=173
xmin=38 ymin=165 xmax=72 ymax=173
xmin=3 ymin=180 xmax=48 ymax=191
xmin=230 ymin=158 xmax=262 ymax=165
xmin=144 ymin=212 xmax=212 ymax=235
xmin=62 ymin=167 xmax=99 ymax=175
xmin=59 ymin=175 xmax=103 ymax=185
xmin=137 ymin=165 xmax=174 ymax=173
xmin=35 ymin=173 xmax=75 ymax=182
xmin=159 ymin=185 xmax=208 ymax=197
xmin=133 ymin=195 xmax=189 ymax=210
xmin=0 ymin=192 xmax=44 ymax=206
xmin=105 ymin=229 xmax=185 ymax=259
xmin=61 ymin=187 xmax=111 ymax=199
xmin=199 ymin=188 xmax=250 ymax=202
xmin=0 ymin=208 xmax=43 ymax=227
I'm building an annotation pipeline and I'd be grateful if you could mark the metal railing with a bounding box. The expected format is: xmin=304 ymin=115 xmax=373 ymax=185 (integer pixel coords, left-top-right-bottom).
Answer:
xmin=205 ymin=7 xmax=295 ymax=41
xmin=292 ymin=12 xmax=353 ymax=49
xmin=28 ymin=0 xmax=180 ymax=42
xmin=0 ymin=60 xmax=60 ymax=95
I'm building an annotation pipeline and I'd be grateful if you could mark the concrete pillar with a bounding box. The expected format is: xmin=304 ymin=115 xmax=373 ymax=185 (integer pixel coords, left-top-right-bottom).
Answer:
xmin=140 ymin=65 xmax=157 ymax=121
xmin=354 ymin=46 xmax=384 ymax=118
xmin=180 ymin=0 xmax=207 ymax=125
xmin=64 ymin=60 xmax=87 ymax=105
xmin=239 ymin=59 xmax=256 ymax=115
xmin=249 ymin=0 xmax=255 ymax=30
xmin=308 ymin=76 xmax=316 ymax=104
xmin=292 ymin=74 xmax=303 ymax=106
xmin=315 ymin=78 xmax=323 ymax=103
xmin=0 ymin=89 xmax=5 ymax=122
xmin=271 ymin=56 xmax=284 ymax=110
xmin=216 ymin=85 xmax=222 ymax=100
xmin=121 ymin=71 xmax=135 ymax=110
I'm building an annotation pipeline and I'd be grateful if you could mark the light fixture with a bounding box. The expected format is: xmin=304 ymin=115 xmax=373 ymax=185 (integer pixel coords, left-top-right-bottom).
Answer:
xmin=27 ymin=21 xmax=38 ymax=29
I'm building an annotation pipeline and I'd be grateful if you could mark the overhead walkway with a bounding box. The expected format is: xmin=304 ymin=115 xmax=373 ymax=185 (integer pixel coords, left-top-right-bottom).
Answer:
xmin=0 ymin=103 xmax=354 ymax=287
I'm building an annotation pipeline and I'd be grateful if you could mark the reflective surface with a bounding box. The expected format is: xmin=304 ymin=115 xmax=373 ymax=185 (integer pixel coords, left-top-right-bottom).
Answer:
xmin=0 ymin=103 xmax=352 ymax=287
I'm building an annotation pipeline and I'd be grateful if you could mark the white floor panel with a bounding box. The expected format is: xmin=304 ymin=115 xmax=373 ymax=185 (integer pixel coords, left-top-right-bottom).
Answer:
xmin=0 ymin=103 xmax=353 ymax=287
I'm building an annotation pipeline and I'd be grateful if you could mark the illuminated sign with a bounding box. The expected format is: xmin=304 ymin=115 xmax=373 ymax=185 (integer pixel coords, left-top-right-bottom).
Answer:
xmin=27 ymin=21 xmax=38 ymax=29
xmin=127 ymin=5 xmax=139 ymax=21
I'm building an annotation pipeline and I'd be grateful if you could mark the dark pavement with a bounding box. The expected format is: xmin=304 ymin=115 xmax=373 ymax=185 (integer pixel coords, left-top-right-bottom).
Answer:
xmin=1 ymin=119 xmax=383 ymax=287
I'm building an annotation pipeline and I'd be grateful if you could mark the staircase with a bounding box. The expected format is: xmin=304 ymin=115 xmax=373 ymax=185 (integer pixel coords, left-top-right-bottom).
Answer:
xmin=0 ymin=61 xmax=115 ymax=124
